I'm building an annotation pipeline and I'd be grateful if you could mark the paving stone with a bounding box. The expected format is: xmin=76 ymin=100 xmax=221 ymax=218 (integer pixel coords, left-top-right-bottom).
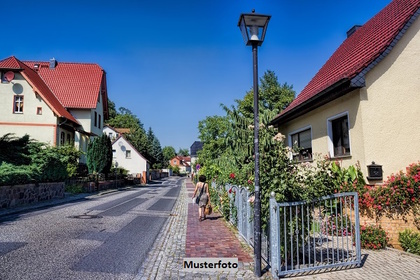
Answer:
xmin=136 ymin=178 xmax=420 ymax=279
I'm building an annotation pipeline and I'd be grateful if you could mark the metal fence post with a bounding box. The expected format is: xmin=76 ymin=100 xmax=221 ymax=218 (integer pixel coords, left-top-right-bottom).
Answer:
xmin=269 ymin=192 xmax=279 ymax=277
xmin=353 ymin=192 xmax=362 ymax=265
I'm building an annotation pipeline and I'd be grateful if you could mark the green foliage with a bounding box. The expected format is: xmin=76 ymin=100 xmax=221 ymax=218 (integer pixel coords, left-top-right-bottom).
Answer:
xmin=86 ymin=134 xmax=113 ymax=175
xmin=360 ymin=224 xmax=388 ymax=250
xmin=0 ymin=162 xmax=34 ymax=185
xmin=162 ymin=146 xmax=176 ymax=166
xmin=0 ymin=133 xmax=32 ymax=165
xmin=172 ymin=165 xmax=180 ymax=175
xmin=0 ymin=134 xmax=84 ymax=185
xmin=399 ymin=229 xmax=420 ymax=255
xmin=29 ymin=142 xmax=68 ymax=182
xmin=56 ymin=145 xmax=83 ymax=178
xmin=65 ymin=183 xmax=84 ymax=194
xmin=357 ymin=162 xmax=420 ymax=212
xmin=177 ymin=148 xmax=189 ymax=156
xmin=235 ymin=70 xmax=295 ymax=119
xmin=147 ymin=127 xmax=165 ymax=169
xmin=107 ymin=98 xmax=117 ymax=119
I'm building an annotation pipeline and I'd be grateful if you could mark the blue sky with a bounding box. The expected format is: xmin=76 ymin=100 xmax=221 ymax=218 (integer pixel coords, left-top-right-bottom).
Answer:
xmin=3 ymin=0 xmax=391 ymax=151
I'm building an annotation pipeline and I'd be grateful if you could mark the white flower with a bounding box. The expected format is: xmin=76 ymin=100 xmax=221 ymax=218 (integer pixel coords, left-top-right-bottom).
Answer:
xmin=273 ymin=133 xmax=286 ymax=142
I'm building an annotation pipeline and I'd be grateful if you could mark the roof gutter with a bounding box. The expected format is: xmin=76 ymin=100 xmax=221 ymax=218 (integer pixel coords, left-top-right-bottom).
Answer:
xmin=270 ymin=78 xmax=358 ymax=126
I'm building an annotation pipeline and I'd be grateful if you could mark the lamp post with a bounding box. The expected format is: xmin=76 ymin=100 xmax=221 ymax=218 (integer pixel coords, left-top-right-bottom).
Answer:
xmin=238 ymin=10 xmax=270 ymax=277
xmin=115 ymin=161 xmax=118 ymax=188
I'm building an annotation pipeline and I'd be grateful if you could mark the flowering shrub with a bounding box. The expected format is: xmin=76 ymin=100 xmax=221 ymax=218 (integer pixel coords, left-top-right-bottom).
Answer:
xmin=321 ymin=214 xmax=352 ymax=236
xmin=360 ymin=224 xmax=388 ymax=250
xmin=358 ymin=162 xmax=420 ymax=212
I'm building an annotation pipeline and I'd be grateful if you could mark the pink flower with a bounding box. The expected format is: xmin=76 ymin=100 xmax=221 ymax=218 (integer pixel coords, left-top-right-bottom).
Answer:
xmin=229 ymin=173 xmax=235 ymax=179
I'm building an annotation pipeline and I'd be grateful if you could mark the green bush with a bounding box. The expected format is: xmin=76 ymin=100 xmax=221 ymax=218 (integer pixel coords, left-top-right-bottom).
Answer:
xmin=30 ymin=144 xmax=68 ymax=182
xmin=399 ymin=229 xmax=420 ymax=255
xmin=360 ymin=224 xmax=388 ymax=250
xmin=0 ymin=163 xmax=35 ymax=185
xmin=65 ymin=183 xmax=84 ymax=194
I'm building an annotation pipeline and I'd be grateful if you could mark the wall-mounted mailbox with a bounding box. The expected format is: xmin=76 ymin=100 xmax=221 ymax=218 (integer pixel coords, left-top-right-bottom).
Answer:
xmin=367 ymin=161 xmax=383 ymax=180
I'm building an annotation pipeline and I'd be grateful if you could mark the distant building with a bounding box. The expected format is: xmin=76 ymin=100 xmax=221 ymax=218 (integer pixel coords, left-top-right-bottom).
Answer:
xmin=169 ymin=156 xmax=191 ymax=174
xmin=190 ymin=141 xmax=203 ymax=172
xmin=104 ymin=126 xmax=149 ymax=182
xmin=103 ymin=125 xmax=130 ymax=141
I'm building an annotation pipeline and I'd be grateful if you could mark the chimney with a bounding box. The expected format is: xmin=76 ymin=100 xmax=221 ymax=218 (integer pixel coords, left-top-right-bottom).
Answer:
xmin=49 ymin=58 xmax=57 ymax=69
xmin=347 ymin=25 xmax=362 ymax=38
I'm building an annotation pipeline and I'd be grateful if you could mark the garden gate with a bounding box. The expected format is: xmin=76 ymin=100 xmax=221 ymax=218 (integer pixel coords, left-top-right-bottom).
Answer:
xmin=269 ymin=192 xmax=361 ymax=277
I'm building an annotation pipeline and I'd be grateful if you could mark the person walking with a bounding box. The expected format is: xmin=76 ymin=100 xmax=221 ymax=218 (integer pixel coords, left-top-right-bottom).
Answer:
xmin=192 ymin=175 xmax=210 ymax=222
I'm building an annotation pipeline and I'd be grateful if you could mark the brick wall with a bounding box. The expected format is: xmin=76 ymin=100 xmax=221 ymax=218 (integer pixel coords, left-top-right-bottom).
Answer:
xmin=359 ymin=208 xmax=420 ymax=249
xmin=0 ymin=182 xmax=64 ymax=209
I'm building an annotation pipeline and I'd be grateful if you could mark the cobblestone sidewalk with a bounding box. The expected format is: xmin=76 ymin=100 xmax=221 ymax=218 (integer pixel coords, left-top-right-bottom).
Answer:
xmin=136 ymin=178 xmax=271 ymax=280
xmin=137 ymin=178 xmax=420 ymax=280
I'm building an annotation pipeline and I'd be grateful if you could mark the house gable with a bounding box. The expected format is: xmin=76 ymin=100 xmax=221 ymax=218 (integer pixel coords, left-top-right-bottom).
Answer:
xmin=272 ymin=0 xmax=420 ymax=125
xmin=274 ymin=0 xmax=420 ymax=182
xmin=112 ymin=135 xmax=148 ymax=175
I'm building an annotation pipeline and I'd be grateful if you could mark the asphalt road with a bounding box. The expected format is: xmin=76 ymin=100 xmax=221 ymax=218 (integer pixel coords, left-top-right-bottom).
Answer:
xmin=0 ymin=177 xmax=184 ymax=280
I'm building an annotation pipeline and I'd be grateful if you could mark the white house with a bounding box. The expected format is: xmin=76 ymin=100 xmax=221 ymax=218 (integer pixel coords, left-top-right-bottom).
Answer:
xmin=107 ymin=125 xmax=149 ymax=183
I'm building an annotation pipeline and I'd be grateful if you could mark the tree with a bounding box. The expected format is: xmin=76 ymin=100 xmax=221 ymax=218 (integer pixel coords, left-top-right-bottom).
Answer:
xmin=107 ymin=99 xmax=117 ymax=120
xmin=162 ymin=146 xmax=176 ymax=166
xmin=0 ymin=133 xmax=32 ymax=165
xmin=147 ymin=127 xmax=164 ymax=169
xmin=86 ymin=134 xmax=113 ymax=175
xmin=177 ymin=148 xmax=189 ymax=156
xmin=236 ymin=70 xmax=295 ymax=119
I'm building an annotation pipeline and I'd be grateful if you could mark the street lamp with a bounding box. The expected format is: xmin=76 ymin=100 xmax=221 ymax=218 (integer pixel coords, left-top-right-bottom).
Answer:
xmin=115 ymin=161 xmax=118 ymax=188
xmin=238 ymin=10 xmax=270 ymax=277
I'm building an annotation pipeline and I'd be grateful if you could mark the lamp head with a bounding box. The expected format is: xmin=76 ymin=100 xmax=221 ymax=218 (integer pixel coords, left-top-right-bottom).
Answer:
xmin=238 ymin=10 xmax=271 ymax=46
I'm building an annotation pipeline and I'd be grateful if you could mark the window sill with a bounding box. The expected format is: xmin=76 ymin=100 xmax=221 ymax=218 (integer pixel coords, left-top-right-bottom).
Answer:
xmin=329 ymin=154 xmax=352 ymax=160
xmin=293 ymin=158 xmax=314 ymax=163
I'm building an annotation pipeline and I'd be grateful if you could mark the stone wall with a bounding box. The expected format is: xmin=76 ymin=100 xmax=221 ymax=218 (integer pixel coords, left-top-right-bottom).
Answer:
xmin=359 ymin=207 xmax=420 ymax=249
xmin=0 ymin=182 xmax=65 ymax=209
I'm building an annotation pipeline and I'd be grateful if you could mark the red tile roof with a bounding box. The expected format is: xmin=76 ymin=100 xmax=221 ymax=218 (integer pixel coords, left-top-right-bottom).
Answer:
xmin=274 ymin=0 xmax=420 ymax=122
xmin=23 ymin=60 xmax=105 ymax=109
xmin=0 ymin=56 xmax=79 ymax=124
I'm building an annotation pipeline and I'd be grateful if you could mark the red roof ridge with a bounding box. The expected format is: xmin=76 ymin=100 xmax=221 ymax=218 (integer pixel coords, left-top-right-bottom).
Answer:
xmin=0 ymin=56 xmax=22 ymax=69
xmin=274 ymin=0 xmax=420 ymax=122
xmin=5 ymin=57 xmax=79 ymax=124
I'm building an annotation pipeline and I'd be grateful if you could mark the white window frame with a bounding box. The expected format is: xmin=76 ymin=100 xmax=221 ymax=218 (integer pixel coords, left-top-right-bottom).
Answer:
xmin=126 ymin=150 xmax=131 ymax=159
xmin=288 ymin=125 xmax=312 ymax=161
xmin=14 ymin=95 xmax=24 ymax=113
xmin=327 ymin=112 xmax=351 ymax=158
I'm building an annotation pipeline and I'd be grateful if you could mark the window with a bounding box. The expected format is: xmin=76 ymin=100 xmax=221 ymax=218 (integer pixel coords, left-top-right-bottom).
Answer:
xmin=328 ymin=114 xmax=351 ymax=157
xmin=37 ymin=107 xmax=42 ymax=115
xmin=126 ymin=150 xmax=131 ymax=158
xmin=66 ymin=134 xmax=71 ymax=144
xmin=60 ymin=132 xmax=65 ymax=145
xmin=98 ymin=114 xmax=101 ymax=129
xmin=290 ymin=128 xmax=312 ymax=161
xmin=94 ymin=112 xmax=97 ymax=127
xmin=14 ymin=95 xmax=24 ymax=113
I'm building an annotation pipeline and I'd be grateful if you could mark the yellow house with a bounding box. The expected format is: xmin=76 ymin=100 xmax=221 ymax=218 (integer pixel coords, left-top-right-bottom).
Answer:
xmin=0 ymin=56 xmax=108 ymax=164
xmin=271 ymin=0 xmax=420 ymax=184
